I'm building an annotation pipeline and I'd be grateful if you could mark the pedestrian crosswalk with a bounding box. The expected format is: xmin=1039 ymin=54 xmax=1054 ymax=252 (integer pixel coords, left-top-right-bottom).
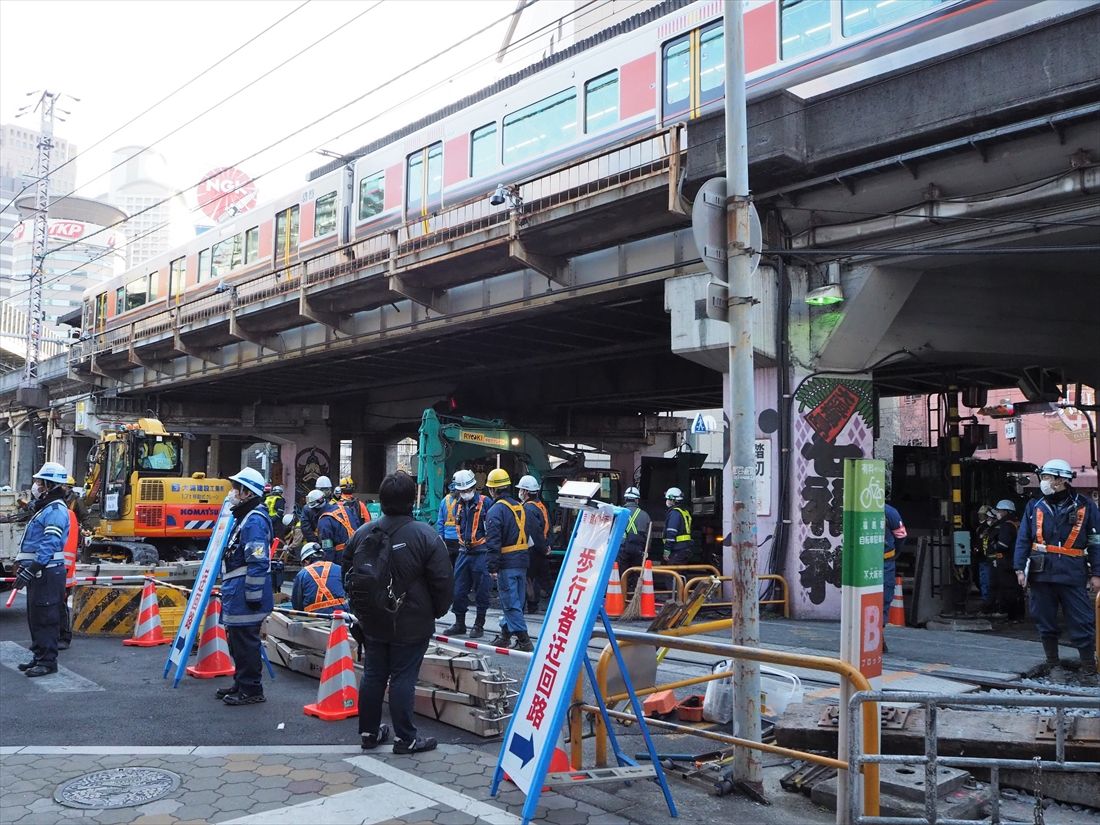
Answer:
xmin=0 ymin=641 xmax=103 ymax=693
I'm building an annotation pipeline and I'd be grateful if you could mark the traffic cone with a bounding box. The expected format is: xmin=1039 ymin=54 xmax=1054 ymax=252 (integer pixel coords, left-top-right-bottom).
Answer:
xmin=639 ymin=560 xmax=656 ymax=619
xmin=303 ymin=611 xmax=359 ymax=721
xmin=123 ymin=580 xmax=170 ymax=647
xmin=604 ymin=563 xmax=624 ymax=618
xmin=186 ymin=595 xmax=235 ymax=678
xmin=888 ymin=576 xmax=906 ymax=626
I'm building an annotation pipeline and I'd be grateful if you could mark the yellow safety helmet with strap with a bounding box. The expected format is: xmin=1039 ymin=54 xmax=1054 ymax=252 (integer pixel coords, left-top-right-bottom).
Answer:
xmin=486 ymin=468 xmax=511 ymax=488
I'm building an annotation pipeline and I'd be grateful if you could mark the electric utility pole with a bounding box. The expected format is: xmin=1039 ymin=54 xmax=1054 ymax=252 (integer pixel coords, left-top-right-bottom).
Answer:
xmin=724 ymin=7 xmax=763 ymax=795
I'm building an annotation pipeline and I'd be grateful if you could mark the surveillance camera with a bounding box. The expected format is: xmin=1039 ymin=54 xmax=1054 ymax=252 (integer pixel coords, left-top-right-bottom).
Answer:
xmin=490 ymin=184 xmax=508 ymax=206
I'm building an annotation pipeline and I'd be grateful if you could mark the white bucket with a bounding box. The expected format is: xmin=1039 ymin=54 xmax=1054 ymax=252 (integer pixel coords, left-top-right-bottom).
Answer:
xmin=701 ymin=661 xmax=803 ymax=722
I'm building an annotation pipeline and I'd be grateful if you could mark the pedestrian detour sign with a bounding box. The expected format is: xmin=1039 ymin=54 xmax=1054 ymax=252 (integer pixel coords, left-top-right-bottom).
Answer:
xmin=492 ymin=485 xmax=676 ymax=822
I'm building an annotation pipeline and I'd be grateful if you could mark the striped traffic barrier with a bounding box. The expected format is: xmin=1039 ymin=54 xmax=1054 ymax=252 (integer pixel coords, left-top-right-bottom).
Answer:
xmin=73 ymin=583 xmax=187 ymax=638
xmin=432 ymin=633 xmax=534 ymax=661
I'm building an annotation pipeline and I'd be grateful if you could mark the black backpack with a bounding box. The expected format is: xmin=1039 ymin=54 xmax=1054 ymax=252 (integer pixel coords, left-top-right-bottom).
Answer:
xmin=344 ymin=520 xmax=405 ymax=618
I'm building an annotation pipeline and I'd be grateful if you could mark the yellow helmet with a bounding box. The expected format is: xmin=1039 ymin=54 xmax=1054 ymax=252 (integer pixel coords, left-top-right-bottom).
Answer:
xmin=66 ymin=476 xmax=76 ymax=485
xmin=340 ymin=476 xmax=356 ymax=493
xmin=486 ymin=468 xmax=512 ymax=488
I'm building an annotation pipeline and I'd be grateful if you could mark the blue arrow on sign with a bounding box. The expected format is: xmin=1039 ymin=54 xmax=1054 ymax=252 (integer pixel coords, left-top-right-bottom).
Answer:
xmin=509 ymin=732 xmax=535 ymax=768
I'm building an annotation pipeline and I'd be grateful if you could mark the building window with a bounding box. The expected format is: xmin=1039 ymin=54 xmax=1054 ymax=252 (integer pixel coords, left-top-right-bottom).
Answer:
xmin=781 ymin=0 xmax=832 ymax=60
xmin=314 ymin=191 xmax=338 ymax=237
xmin=585 ymin=71 xmax=619 ymax=133
xmin=244 ymin=226 xmax=260 ymax=263
xmin=503 ymin=88 xmax=577 ymax=168
xmin=470 ymin=123 xmax=497 ymax=179
xmin=842 ymin=0 xmax=943 ymax=37
xmin=358 ymin=172 xmax=384 ymax=220
xmin=198 ymin=248 xmax=211 ymax=283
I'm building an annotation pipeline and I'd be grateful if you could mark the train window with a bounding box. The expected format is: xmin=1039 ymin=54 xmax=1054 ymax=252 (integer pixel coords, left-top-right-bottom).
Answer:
xmin=359 ymin=171 xmax=384 ymax=220
xmin=314 ymin=191 xmax=338 ymax=237
xmin=211 ymin=235 xmax=242 ymax=278
xmin=115 ymin=286 xmax=125 ymax=315
xmin=699 ymin=24 xmax=724 ymax=106
xmin=470 ymin=123 xmax=496 ymax=179
xmin=244 ymin=226 xmax=260 ymax=263
xmin=168 ymin=257 xmax=185 ymax=304
xmin=147 ymin=270 xmax=158 ymax=301
xmin=198 ymin=248 xmax=211 ymax=283
xmin=585 ymin=71 xmax=619 ymax=134
xmin=503 ymin=88 xmax=577 ymax=167
xmin=95 ymin=292 xmax=107 ymax=329
xmin=406 ymin=142 xmax=442 ymax=218
xmin=781 ymin=0 xmax=832 ymax=60
xmin=275 ymin=205 xmax=299 ymax=263
xmin=663 ymin=35 xmax=691 ymax=118
xmin=126 ymin=276 xmax=147 ymax=311
xmin=842 ymin=0 xmax=942 ymax=37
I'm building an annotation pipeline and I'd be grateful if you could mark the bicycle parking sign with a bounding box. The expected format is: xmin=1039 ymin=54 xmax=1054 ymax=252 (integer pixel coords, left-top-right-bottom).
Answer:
xmin=841 ymin=458 xmax=886 ymax=678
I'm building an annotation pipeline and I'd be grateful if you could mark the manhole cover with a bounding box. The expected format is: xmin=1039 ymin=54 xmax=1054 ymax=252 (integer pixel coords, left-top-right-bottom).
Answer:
xmin=55 ymin=767 xmax=181 ymax=809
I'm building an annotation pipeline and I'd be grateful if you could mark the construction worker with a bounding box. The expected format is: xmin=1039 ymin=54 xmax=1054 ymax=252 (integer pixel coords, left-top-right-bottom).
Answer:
xmin=443 ymin=469 xmax=492 ymax=639
xmin=318 ymin=479 xmax=372 ymax=563
xmin=882 ymin=502 xmax=907 ymax=652
xmin=517 ymin=475 xmax=549 ymax=613
xmin=1014 ymin=458 xmax=1100 ymax=685
xmin=300 ymin=488 xmax=329 ymax=544
xmin=436 ymin=482 xmax=461 ymax=567
xmin=986 ymin=499 xmax=1023 ymax=619
xmin=619 ymin=486 xmax=650 ymax=574
xmin=265 ymin=485 xmax=287 ymax=538
xmin=14 ymin=462 xmax=72 ymax=677
xmin=218 ymin=467 xmax=274 ymax=705
xmin=663 ymin=487 xmax=694 ymax=565
xmin=59 ymin=476 xmax=92 ymax=650
xmin=291 ymin=542 xmax=348 ymax=615
xmin=315 ymin=475 xmax=335 ymax=502
xmin=485 ymin=469 xmax=533 ymax=652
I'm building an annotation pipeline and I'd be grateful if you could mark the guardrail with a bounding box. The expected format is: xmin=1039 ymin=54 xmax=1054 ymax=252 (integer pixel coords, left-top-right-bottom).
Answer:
xmin=846 ymin=691 xmax=1100 ymax=825
xmin=684 ymin=573 xmax=791 ymax=618
xmin=620 ymin=565 xmax=790 ymax=617
xmin=575 ymin=623 xmax=880 ymax=821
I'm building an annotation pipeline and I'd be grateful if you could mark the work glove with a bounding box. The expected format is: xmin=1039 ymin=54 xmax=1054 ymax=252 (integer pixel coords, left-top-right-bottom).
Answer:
xmin=14 ymin=566 xmax=35 ymax=590
xmin=246 ymin=600 xmax=262 ymax=612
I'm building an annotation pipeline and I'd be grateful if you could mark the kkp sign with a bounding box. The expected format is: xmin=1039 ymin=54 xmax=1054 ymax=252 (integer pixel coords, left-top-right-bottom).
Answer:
xmin=840 ymin=458 xmax=886 ymax=679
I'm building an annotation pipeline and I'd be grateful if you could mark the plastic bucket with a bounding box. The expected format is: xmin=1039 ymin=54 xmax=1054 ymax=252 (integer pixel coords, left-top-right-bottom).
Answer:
xmin=759 ymin=665 xmax=802 ymax=718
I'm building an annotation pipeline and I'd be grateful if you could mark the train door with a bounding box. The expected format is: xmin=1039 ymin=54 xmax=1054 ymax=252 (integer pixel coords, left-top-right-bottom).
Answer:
xmin=168 ymin=256 xmax=186 ymax=306
xmin=661 ymin=20 xmax=725 ymax=122
xmin=275 ymin=205 xmax=299 ymax=267
xmin=406 ymin=142 xmax=443 ymax=226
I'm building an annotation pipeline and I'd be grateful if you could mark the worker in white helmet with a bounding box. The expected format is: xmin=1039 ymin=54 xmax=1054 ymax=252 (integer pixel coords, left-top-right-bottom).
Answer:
xmin=1014 ymin=458 xmax=1100 ymax=685
xmin=663 ymin=487 xmax=694 ymax=565
xmin=619 ymin=486 xmax=651 ymax=573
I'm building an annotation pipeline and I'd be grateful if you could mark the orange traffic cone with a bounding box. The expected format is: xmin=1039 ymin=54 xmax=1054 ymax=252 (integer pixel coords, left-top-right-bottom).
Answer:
xmin=303 ymin=611 xmax=359 ymax=721
xmin=123 ymin=579 xmax=170 ymax=647
xmin=186 ymin=595 xmax=235 ymax=678
xmin=639 ymin=560 xmax=656 ymax=619
xmin=604 ymin=563 xmax=624 ymax=618
xmin=888 ymin=577 xmax=906 ymax=627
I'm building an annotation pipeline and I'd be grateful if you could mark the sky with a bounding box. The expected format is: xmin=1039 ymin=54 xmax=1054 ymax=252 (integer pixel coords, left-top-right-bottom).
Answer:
xmin=0 ymin=0 xmax=586 ymax=218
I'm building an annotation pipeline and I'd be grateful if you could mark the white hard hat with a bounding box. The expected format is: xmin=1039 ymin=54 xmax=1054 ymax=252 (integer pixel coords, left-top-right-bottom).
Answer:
xmin=994 ymin=499 xmax=1016 ymax=513
xmin=273 ymin=485 xmax=283 ymax=495
xmin=306 ymin=489 xmax=326 ymax=507
xmin=624 ymin=486 xmax=640 ymax=500
xmin=300 ymin=542 xmax=323 ymax=563
xmin=33 ymin=461 xmax=69 ymax=484
xmin=282 ymin=512 xmax=296 ymax=526
xmin=1037 ymin=459 xmax=1075 ymax=480
xmin=516 ymin=475 xmax=540 ymax=493
xmin=315 ymin=475 xmax=333 ymax=490
xmin=664 ymin=487 xmax=684 ymax=501
xmin=229 ymin=467 xmax=266 ymax=497
xmin=453 ymin=469 xmax=477 ymax=491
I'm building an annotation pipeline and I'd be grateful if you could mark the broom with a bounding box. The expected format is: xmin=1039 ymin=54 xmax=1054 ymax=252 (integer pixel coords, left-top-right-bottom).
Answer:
xmin=619 ymin=522 xmax=653 ymax=621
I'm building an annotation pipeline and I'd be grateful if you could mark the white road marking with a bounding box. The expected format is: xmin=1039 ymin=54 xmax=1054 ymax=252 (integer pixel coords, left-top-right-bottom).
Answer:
xmin=0 ymin=641 xmax=104 ymax=692
xmin=222 ymin=783 xmax=435 ymax=824
xmin=347 ymin=754 xmax=522 ymax=825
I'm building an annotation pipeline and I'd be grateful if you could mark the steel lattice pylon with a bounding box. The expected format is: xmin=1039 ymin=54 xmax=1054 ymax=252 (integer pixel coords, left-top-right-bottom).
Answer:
xmin=24 ymin=91 xmax=59 ymax=384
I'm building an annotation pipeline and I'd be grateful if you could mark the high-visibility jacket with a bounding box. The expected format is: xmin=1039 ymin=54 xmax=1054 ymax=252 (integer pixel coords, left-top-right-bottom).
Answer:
xmin=486 ymin=496 xmax=528 ymax=571
xmin=290 ymin=561 xmax=348 ymax=615
xmin=16 ymin=497 xmax=69 ymax=569
xmin=1014 ymin=492 xmax=1100 ymax=586
xmin=664 ymin=506 xmax=693 ymax=549
xmin=436 ymin=494 xmax=459 ymax=542
xmin=456 ymin=494 xmax=491 ymax=550
xmin=264 ymin=494 xmax=286 ymax=521
xmin=63 ymin=508 xmax=79 ymax=587
xmin=318 ymin=499 xmax=372 ymax=557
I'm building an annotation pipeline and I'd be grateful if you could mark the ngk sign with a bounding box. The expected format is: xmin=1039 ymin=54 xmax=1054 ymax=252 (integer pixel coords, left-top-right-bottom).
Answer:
xmin=196 ymin=166 xmax=257 ymax=222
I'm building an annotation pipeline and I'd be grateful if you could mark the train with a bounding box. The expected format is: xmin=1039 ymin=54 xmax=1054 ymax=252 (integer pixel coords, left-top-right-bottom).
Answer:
xmin=80 ymin=0 xmax=1092 ymax=337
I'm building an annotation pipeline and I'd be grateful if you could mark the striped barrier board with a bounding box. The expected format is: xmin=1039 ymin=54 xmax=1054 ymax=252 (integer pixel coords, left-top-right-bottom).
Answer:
xmin=72 ymin=585 xmax=187 ymax=637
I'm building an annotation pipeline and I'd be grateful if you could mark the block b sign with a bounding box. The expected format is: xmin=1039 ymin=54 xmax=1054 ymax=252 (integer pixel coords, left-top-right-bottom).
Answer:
xmin=841 ymin=459 xmax=886 ymax=679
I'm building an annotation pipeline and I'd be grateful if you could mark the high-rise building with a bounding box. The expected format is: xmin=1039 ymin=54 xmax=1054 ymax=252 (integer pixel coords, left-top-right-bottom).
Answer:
xmin=105 ymin=146 xmax=191 ymax=268
xmin=0 ymin=123 xmax=78 ymax=295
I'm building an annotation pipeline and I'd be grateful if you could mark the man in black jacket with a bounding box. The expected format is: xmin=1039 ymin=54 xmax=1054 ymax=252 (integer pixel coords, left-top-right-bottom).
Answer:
xmin=342 ymin=471 xmax=453 ymax=754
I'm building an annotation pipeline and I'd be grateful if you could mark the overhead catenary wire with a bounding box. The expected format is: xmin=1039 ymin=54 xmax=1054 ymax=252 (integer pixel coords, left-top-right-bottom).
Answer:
xmin=0 ymin=0 xmax=315 ymax=225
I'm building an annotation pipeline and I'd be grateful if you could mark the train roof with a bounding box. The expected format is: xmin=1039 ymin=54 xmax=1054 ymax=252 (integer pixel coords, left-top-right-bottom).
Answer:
xmin=308 ymin=0 xmax=689 ymax=181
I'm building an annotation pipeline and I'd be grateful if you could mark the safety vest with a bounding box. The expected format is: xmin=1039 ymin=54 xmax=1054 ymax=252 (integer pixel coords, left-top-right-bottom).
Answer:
xmin=264 ymin=494 xmax=283 ymax=518
xmin=443 ymin=495 xmax=458 ymax=529
xmin=1034 ymin=503 xmax=1087 ymax=558
xmin=533 ymin=500 xmax=550 ymax=540
xmin=341 ymin=498 xmax=371 ymax=528
xmin=988 ymin=518 xmax=1018 ymax=560
xmin=459 ymin=497 xmax=487 ymax=549
xmin=670 ymin=507 xmax=693 ymax=542
xmin=320 ymin=501 xmax=372 ymax=551
xmin=304 ymin=562 xmax=343 ymax=613
xmin=499 ymin=501 xmax=528 ymax=553
xmin=63 ymin=507 xmax=79 ymax=588
xmin=626 ymin=507 xmax=642 ymax=535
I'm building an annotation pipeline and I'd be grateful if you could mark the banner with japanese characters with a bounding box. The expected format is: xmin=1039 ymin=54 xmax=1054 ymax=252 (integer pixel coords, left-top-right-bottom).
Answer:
xmin=493 ymin=504 xmax=628 ymax=819
xmin=839 ymin=458 xmax=886 ymax=679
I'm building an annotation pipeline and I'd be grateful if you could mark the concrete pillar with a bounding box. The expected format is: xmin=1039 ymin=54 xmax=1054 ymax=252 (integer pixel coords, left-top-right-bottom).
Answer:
xmin=187 ymin=434 xmax=211 ymax=476
xmin=363 ymin=439 xmax=386 ymax=494
xmin=350 ymin=435 xmax=368 ymax=492
xmin=609 ymin=449 xmax=640 ymax=496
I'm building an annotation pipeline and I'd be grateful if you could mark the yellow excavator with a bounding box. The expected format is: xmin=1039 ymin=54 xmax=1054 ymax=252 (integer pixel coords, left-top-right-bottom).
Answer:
xmin=82 ymin=418 xmax=229 ymax=564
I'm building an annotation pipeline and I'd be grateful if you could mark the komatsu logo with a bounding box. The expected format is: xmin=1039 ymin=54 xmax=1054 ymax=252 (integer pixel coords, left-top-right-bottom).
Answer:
xmin=179 ymin=508 xmax=218 ymax=516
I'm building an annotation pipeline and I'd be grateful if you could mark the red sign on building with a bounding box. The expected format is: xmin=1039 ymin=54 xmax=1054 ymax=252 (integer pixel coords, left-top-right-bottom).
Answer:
xmin=196 ymin=167 xmax=257 ymax=223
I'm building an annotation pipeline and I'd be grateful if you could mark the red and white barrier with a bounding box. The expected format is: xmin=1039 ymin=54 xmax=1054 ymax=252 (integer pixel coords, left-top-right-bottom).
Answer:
xmin=432 ymin=633 xmax=534 ymax=661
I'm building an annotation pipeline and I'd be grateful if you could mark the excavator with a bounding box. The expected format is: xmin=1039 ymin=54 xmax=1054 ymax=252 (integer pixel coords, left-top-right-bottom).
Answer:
xmin=82 ymin=418 xmax=230 ymax=565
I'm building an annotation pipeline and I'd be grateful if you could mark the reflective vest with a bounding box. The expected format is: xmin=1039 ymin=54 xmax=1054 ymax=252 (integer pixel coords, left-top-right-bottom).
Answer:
xmin=459 ymin=497 xmax=487 ymax=549
xmin=1034 ymin=504 xmax=1087 ymax=558
xmin=63 ymin=507 xmax=79 ymax=588
xmin=500 ymin=501 xmax=528 ymax=554
xmin=533 ymin=500 xmax=550 ymax=540
xmin=626 ymin=507 xmax=642 ymax=535
xmin=443 ymin=495 xmax=458 ymax=529
xmin=320 ymin=500 xmax=372 ymax=551
xmin=304 ymin=562 xmax=343 ymax=613
xmin=988 ymin=518 xmax=1018 ymax=560
xmin=264 ymin=494 xmax=283 ymax=518
xmin=670 ymin=507 xmax=692 ymax=542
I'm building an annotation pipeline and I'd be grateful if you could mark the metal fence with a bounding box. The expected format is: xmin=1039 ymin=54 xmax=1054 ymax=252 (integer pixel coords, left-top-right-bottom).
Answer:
xmin=846 ymin=690 xmax=1100 ymax=825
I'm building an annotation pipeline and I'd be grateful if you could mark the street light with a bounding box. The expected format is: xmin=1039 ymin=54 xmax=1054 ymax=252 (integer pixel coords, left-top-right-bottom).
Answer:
xmin=805 ymin=283 xmax=845 ymax=306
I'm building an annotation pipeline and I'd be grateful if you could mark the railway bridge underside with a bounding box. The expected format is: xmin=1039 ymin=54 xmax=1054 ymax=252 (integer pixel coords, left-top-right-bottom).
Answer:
xmin=4 ymin=9 xmax=1098 ymax=485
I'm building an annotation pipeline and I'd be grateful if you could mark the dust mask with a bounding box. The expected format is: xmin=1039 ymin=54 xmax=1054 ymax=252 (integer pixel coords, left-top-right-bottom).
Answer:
xmin=461 ymin=491 xmax=475 ymax=502
xmin=226 ymin=489 xmax=241 ymax=507
xmin=1039 ymin=480 xmax=1057 ymax=496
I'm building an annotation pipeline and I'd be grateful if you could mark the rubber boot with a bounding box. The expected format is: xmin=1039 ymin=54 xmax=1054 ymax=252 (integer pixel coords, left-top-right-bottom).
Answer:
xmin=1042 ymin=637 xmax=1066 ymax=682
xmin=468 ymin=611 xmax=487 ymax=640
xmin=513 ymin=632 xmax=534 ymax=653
xmin=1077 ymin=648 xmax=1098 ymax=687
xmin=489 ymin=629 xmax=512 ymax=648
xmin=442 ymin=615 xmax=467 ymax=636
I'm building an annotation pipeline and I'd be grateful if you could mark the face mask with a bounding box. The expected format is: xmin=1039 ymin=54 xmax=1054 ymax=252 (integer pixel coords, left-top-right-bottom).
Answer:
xmin=461 ymin=491 xmax=475 ymax=502
xmin=226 ymin=490 xmax=240 ymax=507
xmin=1040 ymin=480 xmax=1057 ymax=496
